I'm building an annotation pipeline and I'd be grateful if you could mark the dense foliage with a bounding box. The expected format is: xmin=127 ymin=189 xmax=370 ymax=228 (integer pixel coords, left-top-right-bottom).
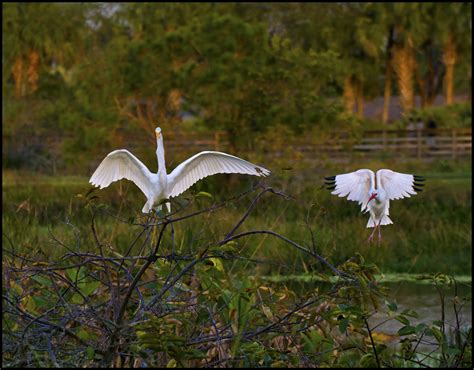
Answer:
xmin=3 ymin=3 xmax=472 ymax=172
xmin=2 ymin=5 xmax=471 ymax=367
xmin=3 ymin=187 xmax=472 ymax=367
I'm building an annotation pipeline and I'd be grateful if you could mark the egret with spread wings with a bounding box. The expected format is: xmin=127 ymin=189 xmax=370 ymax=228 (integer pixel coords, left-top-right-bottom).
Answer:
xmin=90 ymin=127 xmax=271 ymax=213
xmin=325 ymin=169 xmax=425 ymax=242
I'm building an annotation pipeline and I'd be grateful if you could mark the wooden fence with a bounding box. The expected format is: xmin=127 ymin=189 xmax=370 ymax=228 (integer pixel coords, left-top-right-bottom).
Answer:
xmin=6 ymin=127 xmax=469 ymax=171
xmin=163 ymin=128 xmax=471 ymax=160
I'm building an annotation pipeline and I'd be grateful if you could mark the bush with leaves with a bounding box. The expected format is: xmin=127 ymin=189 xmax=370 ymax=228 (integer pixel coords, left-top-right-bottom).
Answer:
xmin=2 ymin=185 xmax=472 ymax=367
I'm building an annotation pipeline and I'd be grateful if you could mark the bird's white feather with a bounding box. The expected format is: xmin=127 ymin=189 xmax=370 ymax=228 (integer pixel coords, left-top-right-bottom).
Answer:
xmin=168 ymin=151 xmax=270 ymax=198
xmin=331 ymin=169 xmax=375 ymax=212
xmin=89 ymin=149 xmax=154 ymax=198
xmin=376 ymin=169 xmax=418 ymax=200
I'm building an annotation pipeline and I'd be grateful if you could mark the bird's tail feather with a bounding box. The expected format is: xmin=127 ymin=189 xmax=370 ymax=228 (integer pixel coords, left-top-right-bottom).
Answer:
xmin=155 ymin=202 xmax=171 ymax=213
xmin=142 ymin=201 xmax=171 ymax=214
xmin=142 ymin=201 xmax=152 ymax=214
xmin=367 ymin=215 xmax=393 ymax=228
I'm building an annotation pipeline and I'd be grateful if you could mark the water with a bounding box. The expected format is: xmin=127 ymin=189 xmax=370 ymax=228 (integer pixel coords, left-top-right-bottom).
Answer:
xmin=370 ymin=281 xmax=472 ymax=338
xmin=265 ymin=275 xmax=472 ymax=341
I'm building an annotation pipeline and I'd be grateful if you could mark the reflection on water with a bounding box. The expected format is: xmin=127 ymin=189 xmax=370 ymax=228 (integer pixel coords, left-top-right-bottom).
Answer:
xmin=370 ymin=281 xmax=472 ymax=337
xmin=268 ymin=276 xmax=472 ymax=341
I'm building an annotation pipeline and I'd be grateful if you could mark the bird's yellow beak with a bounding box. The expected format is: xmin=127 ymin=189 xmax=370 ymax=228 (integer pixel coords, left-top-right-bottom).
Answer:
xmin=155 ymin=131 xmax=161 ymax=138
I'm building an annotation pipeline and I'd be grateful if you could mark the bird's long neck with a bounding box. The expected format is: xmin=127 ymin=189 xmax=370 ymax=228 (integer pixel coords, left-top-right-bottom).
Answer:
xmin=156 ymin=135 xmax=167 ymax=177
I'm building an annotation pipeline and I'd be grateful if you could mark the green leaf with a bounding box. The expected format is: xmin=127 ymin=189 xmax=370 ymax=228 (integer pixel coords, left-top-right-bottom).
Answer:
xmin=86 ymin=346 xmax=95 ymax=359
xmin=31 ymin=274 xmax=53 ymax=287
xmin=32 ymin=295 xmax=49 ymax=309
xmin=80 ymin=280 xmax=100 ymax=297
xmin=397 ymin=325 xmax=416 ymax=336
xmin=415 ymin=323 xmax=428 ymax=334
xmin=446 ymin=347 xmax=461 ymax=356
xmin=386 ymin=301 xmax=397 ymax=312
xmin=23 ymin=295 xmax=37 ymax=314
xmin=208 ymin=257 xmax=224 ymax=272
xmin=167 ymin=359 xmax=177 ymax=368
xmin=395 ymin=315 xmax=410 ymax=325
xmin=76 ymin=329 xmax=90 ymax=341
xmin=431 ymin=326 xmax=445 ymax=344
xmin=359 ymin=353 xmax=375 ymax=367
xmin=66 ymin=267 xmax=84 ymax=282
xmin=339 ymin=317 xmax=349 ymax=333
xmin=271 ymin=361 xmax=287 ymax=368
xmin=71 ymin=293 xmax=84 ymax=304
xmin=195 ymin=191 xmax=213 ymax=199
xmin=401 ymin=308 xmax=419 ymax=318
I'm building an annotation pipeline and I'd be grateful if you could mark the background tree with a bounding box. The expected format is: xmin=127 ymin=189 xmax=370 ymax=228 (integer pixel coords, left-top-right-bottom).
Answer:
xmin=432 ymin=3 xmax=472 ymax=105
xmin=389 ymin=3 xmax=431 ymax=115
xmin=3 ymin=3 xmax=91 ymax=98
xmin=2 ymin=3 xmax=471 ymax=172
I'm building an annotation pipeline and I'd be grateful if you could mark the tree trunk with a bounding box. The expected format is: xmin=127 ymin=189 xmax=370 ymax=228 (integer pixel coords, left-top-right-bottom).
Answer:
xmin=425 ymin=41 xmax=436 ymax=107
xmin=27 ymin=50 xmax=40 ymax=93
xmin=415 ymin=40 xmax=439 ymax=108
xmin=343 ymin=76 xmax=356 ymax=114
xmin=12 ymin=56 xmax=24 ymax=98
xmin=443 ymin=35 xmax=457 ymax=105
xmin=392 ymin=42 xmax=416 ymax=114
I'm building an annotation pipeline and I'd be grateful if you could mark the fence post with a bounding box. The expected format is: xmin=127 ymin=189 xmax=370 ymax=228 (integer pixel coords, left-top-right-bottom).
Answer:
xmin=452 ymin=129 xmax=457 ymax=160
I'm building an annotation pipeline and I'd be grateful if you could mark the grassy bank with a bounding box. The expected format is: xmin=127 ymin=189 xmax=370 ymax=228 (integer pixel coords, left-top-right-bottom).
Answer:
xmin=2 ymin=165 xmax=472 ymax=368
xmin=3 ymin=161 xmax=471 ymax=276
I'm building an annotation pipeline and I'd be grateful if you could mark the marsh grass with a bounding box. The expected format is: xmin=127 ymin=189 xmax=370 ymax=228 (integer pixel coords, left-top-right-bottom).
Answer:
xmin=2 ymin=161 xmax=471 ymax=275
xmin=2 ymin=168 xmax=472 ymax=368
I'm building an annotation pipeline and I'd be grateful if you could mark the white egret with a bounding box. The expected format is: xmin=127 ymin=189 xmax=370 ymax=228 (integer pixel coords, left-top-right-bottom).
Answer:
xmin=90 ymin=127 xmax=271 ymax=213
xmin=325 ymin=169 xmax=424 ymax=242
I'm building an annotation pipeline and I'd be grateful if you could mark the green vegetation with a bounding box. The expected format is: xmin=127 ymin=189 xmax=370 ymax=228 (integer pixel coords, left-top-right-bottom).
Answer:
xmin=3 ymin=163 xmax=471 ymax=275
xmin=2 ymin=3 xmax=471 ymax=367
xmin=3 ymin=3 xmax=472 ymax=173
xmin=3 ymin=182 xmax=472 ymax=367
xmin=396 ymin=103 xmax=472 ymax=129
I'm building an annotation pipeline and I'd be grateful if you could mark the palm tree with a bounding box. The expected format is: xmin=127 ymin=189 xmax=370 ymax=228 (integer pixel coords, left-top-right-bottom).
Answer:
xmin=389 ymin=4 xmax=430 ymax=115
xmin=433 ymin=3 xmax=472 ymax=105
xmin=3 ymin=3 xmax=90 ymax=98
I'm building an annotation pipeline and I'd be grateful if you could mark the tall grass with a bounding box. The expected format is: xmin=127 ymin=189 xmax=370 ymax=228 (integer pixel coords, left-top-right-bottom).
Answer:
xmin=3 ymin=160 xmax=471 ymax=276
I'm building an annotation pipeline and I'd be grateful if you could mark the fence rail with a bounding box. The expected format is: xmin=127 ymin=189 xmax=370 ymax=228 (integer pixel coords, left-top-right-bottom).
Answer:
xmin=3 ymin=128 xmax=470 ymax=172
xmin=163 ymin=128 xmax=471 ymax=160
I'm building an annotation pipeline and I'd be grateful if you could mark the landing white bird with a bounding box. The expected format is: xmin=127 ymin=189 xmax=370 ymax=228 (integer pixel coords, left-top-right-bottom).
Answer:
xmin=325 ymin=169 xmax=424 ymax=243
xmin=89 ymin=127 xmax=271 ymax=213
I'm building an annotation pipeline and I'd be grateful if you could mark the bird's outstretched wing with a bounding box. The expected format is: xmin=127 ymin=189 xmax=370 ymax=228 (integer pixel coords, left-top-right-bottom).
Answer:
xmin=168 ymin=151 xmax=270 ymax=198
xmin=89 ymin=149 xmax=154 ymax=198
xmin=325 ymin=169 xmax=375 ymax=212
xmin=376 ymin=169 xmax=424 ymax=200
